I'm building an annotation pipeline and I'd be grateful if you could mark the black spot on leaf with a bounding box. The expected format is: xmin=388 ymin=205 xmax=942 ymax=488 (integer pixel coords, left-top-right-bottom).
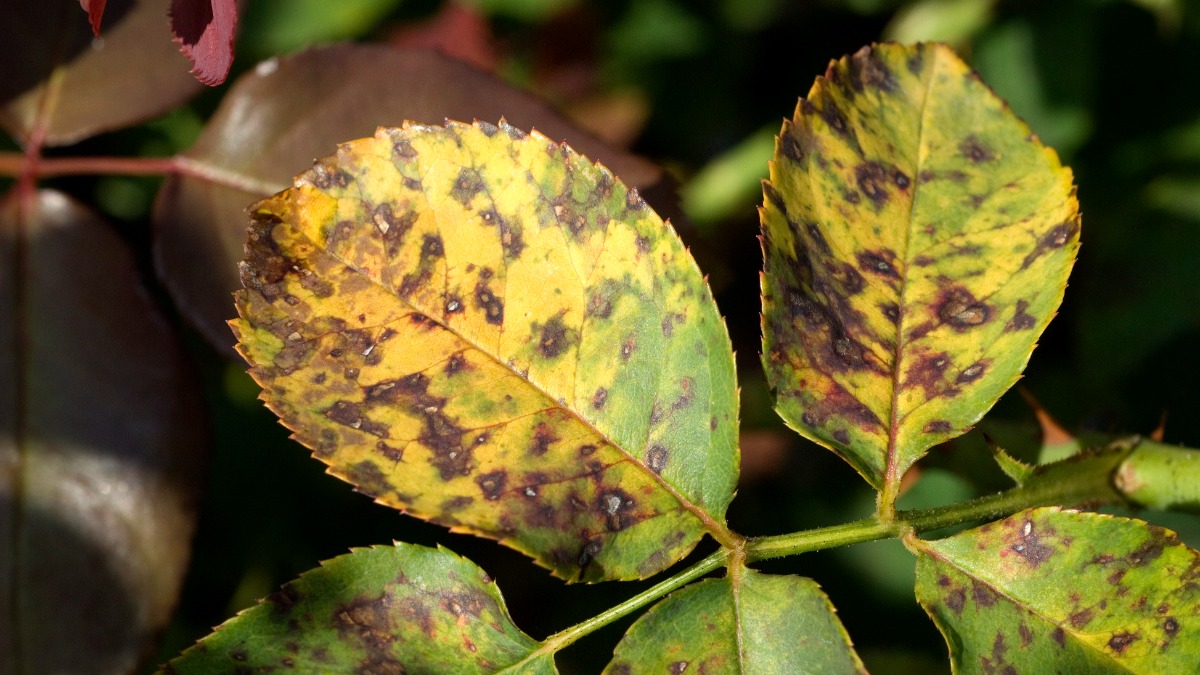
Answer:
xmin=1108 ymin=632 xmax=1137 ymax=654
xmin=780 ymin=125 xmax=804 ymax=163
xmin=956 ymin=360 xmax=989 ymax=385
xmin=937 ymin=286 xmax=991 ymax=329
xmin=646 ymin=445 xmax=669 ymax=474
xmin=855 ymin=161 xmax=892 ymax=206
xmin=858 ymin=250 xmax=900 ymax=279
xmin=537 ymin=315 xmax=572 ymax=359
xmin=959 ymin=135 xmax=994 ymax=163
xmin=833 ymin=429 xmax=851 ymax=444
xmin=324 ymin=401 xmax=389 ymax=438
xmin=451 ymin=167 xmax=486 ymax=205
xmin=474 ymin=282 xmax=504 ymax=325
xmin=592 ymin=387 xmax=608 ymax=410
xmin=924 ymin=420 xmax=952 ymax=434
xmin=1021 ymin=219 xmax=1080 ymax=270
xmin=476 ymin=471 xmax=506 ymax=500
xmin=530 ymin=422 xmax=559 ymax=457
xmin=1005 ymin=299 xmax=1037 ymax=332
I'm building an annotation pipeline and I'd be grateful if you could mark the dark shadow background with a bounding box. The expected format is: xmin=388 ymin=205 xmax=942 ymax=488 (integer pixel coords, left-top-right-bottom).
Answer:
xmin=26 ymin=1 xmax=1199 ymax=673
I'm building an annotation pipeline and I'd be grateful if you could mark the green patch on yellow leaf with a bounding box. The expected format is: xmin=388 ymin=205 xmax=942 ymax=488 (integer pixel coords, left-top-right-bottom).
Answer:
xmin=232 ymin=120 xmax=739 ymax=581
xmin=604 ymin=568 xmax=865 ymax=673
xmin=162 ymin=544 xmax=554 ymax=674
xmin=913 ymin=507 xmax=1200 ymax=673
xmin=760 ymin=42 xmax=1079 ymax=506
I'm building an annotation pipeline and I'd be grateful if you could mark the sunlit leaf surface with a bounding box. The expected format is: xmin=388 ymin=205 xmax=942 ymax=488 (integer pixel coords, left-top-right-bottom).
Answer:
xmin=163 ymin=543 xmax=555 ymax=674
xmin=233 ymin=121 xmax=738 ymax=581
xmin=914 ymin=507 xmax=1200 ymax=673
xmin=0 ymin=190 xmax=204 ymax=674
xmin=154 ymin=44 xmax=661 ymax=354
xmin=760 ymin=42 xmax=1079 ymax=501
xmin=605 ymin=569 xmax=865 ymax=674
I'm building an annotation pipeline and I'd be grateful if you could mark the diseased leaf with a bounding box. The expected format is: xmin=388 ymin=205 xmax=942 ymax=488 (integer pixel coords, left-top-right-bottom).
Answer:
xmin=154 ymin=44 xmax=660 ymax=354
xmin=760 ymin=42 xmax=1079 ymax=504
xmin=169 ymin=0 xmax=239 ymax=86
xmin=913 ymin=507 xmax=1200 ymax=673
xmin=0 ymin=0 xmax=203 ymax=145
xmin=232 ymin=121 xmax=738 ymax=581
xmin=0 ymin=190 xmax=205 ymax=674
xmin=605 ymin=569 xmax=865 ymax=674
xmin=163 ymin=543 xmax=555 ymax=674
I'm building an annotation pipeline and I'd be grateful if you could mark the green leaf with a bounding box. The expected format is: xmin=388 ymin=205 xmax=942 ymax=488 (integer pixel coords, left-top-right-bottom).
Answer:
xmin=163 ymin=543 xmax=555 ymax=674
xmin=605 ymin=568 xmax=865 ymax=674
xmin=1 ymin=190 xmax=205 ymax=674
xmin=759 ymin=42 xmax=1079 ymax=508
xmin=232 ymin=121 xmax=739 ymax=581
xmin=913 ymin=507 xmax=1200 ymax=673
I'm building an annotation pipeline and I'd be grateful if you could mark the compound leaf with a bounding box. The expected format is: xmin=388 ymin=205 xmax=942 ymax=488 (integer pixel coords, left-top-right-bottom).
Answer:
xmin=760 ymin=42 xmax=1079 ymax=506
xmin=605 ymin=568 xmax=865 ymax=674
xmin=163 ymin=543 xmax=554 ymax=674
xmin=914 ymin=507 xmax=1200 ymax=673
xmin=233 ymin=121 xmax=739 ymax=581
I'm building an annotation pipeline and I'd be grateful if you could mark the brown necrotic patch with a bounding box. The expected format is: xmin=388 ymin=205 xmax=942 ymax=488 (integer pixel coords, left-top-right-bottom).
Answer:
xmin=529 ymin=422 xmax=560 ymax=457
xmin=451 ymin=167 xmax=486 ymax=206
xmin=904 ymin=352 xmax=953 ymax=398
xmin=592 ymin=387 xmax=607 ymax=410
xmin=956 ymin=360 xmax=989 ymax=385
xmin=855 ymin=161 xmax=894 ymax=206
xmin=536 ymin=315 xmax=573 ymax=359
xmin=817 ymin=99 xmax=850 ymax=137
xmin=1021 ymin=219 xmax=1081 ymax=270
xmin=620 ymin=332 xmax=637 ymax=361
xmin=1010 ymin=520 xmax=1055 ymax=568
xmin=626 ymin=188 xmax=647 ymax=211
xmin=363 ymin=373 xmax=470 ymax=480
xmin=959 ymin=135 xmax=994 ymax=163
xmin=474 ymin=280 xmax=504 ymax=325
xmin=371 ymin=203 xmax=417 ymax=257
xmin=324 ymin=401 xmax=389 ymax=438
xmin=924 ymin=420 xmax=952 ymax=434
xmin=475 ymin=470 xmax=507 ymax=501
xmin=597 ymin=489 xmax=639 ymax=532
xmin=936 ymin=286 xmax=991 ymax=329
xmin=780 ymin=124 xmax=805 ymax=163
xmin=848 ymin=47 xmax=897 ymax=92
xmin=646 ymin=445 xmax=669 ymax=474
xmin=1107 ymin=631 xmax=1138 ymax=654
xmin=444 ymin=352 xmax=468 ymax=376
xmin=1005 ymin=300 xmax=1036 ymax=332
xmin=858 ymin=249 xmax=901 ymax=280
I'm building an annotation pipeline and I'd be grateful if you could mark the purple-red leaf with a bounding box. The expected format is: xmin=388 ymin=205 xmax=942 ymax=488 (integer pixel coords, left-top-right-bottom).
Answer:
xmin=0 ymin=0 xmax=203 ymax=146
xmin=79 ymin=0 xmax=106 ymax=36
xmin=169 ymin=0 xmax=238 ymax=86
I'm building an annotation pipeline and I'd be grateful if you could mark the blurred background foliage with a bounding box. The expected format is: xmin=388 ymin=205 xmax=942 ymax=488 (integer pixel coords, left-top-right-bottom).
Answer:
xmin=67 ymin=0 xmax=1199 ymax=672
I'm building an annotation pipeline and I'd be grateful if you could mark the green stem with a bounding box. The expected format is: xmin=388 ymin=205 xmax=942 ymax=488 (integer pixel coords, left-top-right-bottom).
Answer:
xmin=506 ymin=549 xmax=728 ymax=669
xmin=517 ymin=447 xmax=1134 ymax=663
xmin=751 ymin=446 xmax=1129 ymax=562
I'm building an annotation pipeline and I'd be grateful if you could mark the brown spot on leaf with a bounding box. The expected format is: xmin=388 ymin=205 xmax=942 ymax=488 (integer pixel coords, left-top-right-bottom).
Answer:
xmin=451 ymin=167 xmax=486 ymax=205
xmin=818 ymin=100 xmax=850 ymax=137
xmin=904 ymin=352 xmax=952 ymax=397
xmin=597 ymin=489 xmax=638 ymax=531
xmin=1018 ymin=623 xmax=1033 ymax=647
xmin=1069 ymin=608 xmax=1094 ymax=628
xmin=646 ymin=445 xmax=669 ymax=474
xmin=855 ymin=161 xmax=893 ymax=206
xmin=833 ymin=429 xmax=851 ymax=444
xmin=937 ymin=286 xmax=991 ymax=329
xmin=530 ymin=422 xmax=559 ymax=457
xmin=669 ymin=661 xmax=690 ymax=674
xmin=334 ymin=594 xmax=396 ymax=650
xmin=1005 ymin=300 xmax=1036 ymax=332
xmin=1021 ymin=220 xmax=1080 ymax=270
xmin=1011 ymin=520 xmax=1055 ymax=568
xmin=626 ymin=188 xmax=647 ymax=210
xmin=956 ymin=360 xmax=989 ymax=385
xmin=972 ymin=581 xmax=998 ymax=607
xmin=780 ymin=125 xmax=804 ymax=162
xmin=1051 ymin=627 xmax=1065 ymax=647
xmin=849 ymin=47 xmax=897 ymax=92
xmin=475 ymin=471 xmax=506 ymax=501
xmin=1128 ymin=538 xmax=1166 ymax=567
xmin=946 ymin=587 xmax=966 ymax=614
xmin=1164 ymin=617 xmax=1180 ymax=637
xmin=445 ymin=352 xmax=468 ymax=376
xmin=924 ymin=420 xmax=952 ymax=434
xmin=592 ymin=387 xmax=607 ymax=410
xmin=960 ymin=135 xmax=994 ymax=163
xmin=537 ymin=315 xmax=572 ymax=359
xmin=325 ymin=401 xmax=389 ymax=438
xmin=620 ymin=332 xmax=637 ymax=361
xmin=858 ymin=250 xmax=900 ymax=279
xmin=1108 ymin=631 xmax=1137 ymax=654
xmin=474 ymin=282 xmax=504 ymax=325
